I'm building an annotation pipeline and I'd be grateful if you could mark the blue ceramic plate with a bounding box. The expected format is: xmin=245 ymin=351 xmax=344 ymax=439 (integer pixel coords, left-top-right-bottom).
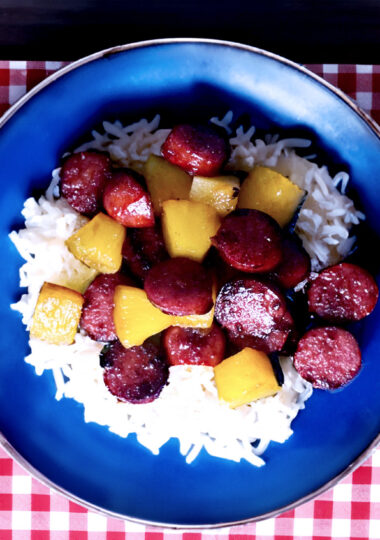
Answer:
xmin=0 ymin=39 xmax=379 ymax=527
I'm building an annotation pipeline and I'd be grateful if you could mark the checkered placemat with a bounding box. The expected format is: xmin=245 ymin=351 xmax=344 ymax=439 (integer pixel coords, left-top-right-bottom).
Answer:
xmin=1 ymin=62 xmax=379 ymax=124
xmin=0 ymin=60 xmax=379 ymax=539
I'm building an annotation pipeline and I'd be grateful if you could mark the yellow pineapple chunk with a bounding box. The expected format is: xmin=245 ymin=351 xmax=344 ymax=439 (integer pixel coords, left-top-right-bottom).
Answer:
xmin=114 ymin=286 xmax=173 ymax=347
xmin=63 ymin=266 xmax=99 ymax=294
xmin=66 ymin=213 xmax=125 ymax=274
xmin=30 ymin=282 xmax=84 ymax=345
xmin=237 ymin=166 xmax=305 ymax=227
xmin=144 ymin=155 xmax=192 ymax=215
xmin=214 ymin=347 xmax=280 ymax=408
xmin=162 ymin=200 xmax=221 ymax=262
xmin=173 ymin=281 xmax=217 ymax=328
xmin=190 ymin=175 xmax=240 ymax=216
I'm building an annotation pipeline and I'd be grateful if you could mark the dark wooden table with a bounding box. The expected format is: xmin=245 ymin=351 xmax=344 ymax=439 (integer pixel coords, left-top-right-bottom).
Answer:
xmin=0 ymin=0 xmax=379 ymax=63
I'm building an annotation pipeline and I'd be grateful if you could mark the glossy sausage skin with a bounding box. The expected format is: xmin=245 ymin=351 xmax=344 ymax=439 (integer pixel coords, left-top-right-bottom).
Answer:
xmin=204 ymin=248 xmax=246 ymax=289
xmin=122 ymin=223 xmax=168 ymax=280
xmin=101 ymin=341 xmax=169 ymax=403
xmin=308 ymin=262 xmax=378 ymax=322
xmin=103 ymin=169 xmax=154 ymax=227
xmin=162 ymin=324 xmax=226 ymax=366
xmin=293 ymin=326 xmax=361 ymax=389
xmin=80 ymin=273 xmax=133 ymax=342
xmin=211 ymin=209 xmax=283 ymax=273
xmin=227 ymin=310 xmax=294 ymax=354
xmin=272 ymin=236 xmax=311 ymax=289
xmin=144 ymin=257 xmax=213 ymax=316
xmin=161 ymin=124 xmax=230 ymax=177
xmin=215 ymin=278 xmax=293 ymax=353
xmin=61 ymin=151 xmax=112 ymax=215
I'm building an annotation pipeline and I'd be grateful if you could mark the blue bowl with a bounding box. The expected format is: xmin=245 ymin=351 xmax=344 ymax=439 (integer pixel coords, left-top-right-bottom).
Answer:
xmin=0 ymin=39 xmax=379 ymax=527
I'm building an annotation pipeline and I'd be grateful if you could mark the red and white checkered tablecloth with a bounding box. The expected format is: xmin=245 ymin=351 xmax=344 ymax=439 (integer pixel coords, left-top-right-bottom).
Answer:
xmin=1 ymin=61 xmax=380 ymax=539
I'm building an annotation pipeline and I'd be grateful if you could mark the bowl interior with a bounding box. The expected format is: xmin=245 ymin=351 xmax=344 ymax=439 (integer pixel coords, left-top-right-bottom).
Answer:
xmin=0 ymin=41 xmax=379 ymax=526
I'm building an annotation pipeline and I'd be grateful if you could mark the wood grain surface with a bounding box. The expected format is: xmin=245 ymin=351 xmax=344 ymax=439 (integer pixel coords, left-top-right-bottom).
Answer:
xmin=0 ymin=0 xmax=379 ymax=62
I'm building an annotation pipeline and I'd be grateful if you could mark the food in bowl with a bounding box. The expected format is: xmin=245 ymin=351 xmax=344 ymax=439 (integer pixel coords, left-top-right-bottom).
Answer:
xmin=10 ymin=111 xmax=377 ymax=466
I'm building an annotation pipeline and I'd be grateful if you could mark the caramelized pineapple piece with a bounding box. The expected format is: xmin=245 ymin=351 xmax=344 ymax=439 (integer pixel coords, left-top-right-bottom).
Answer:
xmin=237 ymin=166 xmax=305 ymax=227
xmin=144 ymin=155 xmax=192 ymax=215
xmin=114 ymin=285 xmax=173 ymax=347
xmin=214 ymin=347 xmax=280 ymax=408
xmin=30 ymin=282 xmax=84 ymax=345
xmin=162 ymin=200 xmax=221 ymax=262
xmin=189 ymin=175 xmax=240 ymax=216
xmin=66 ymin=212 xmax=125 ymax=274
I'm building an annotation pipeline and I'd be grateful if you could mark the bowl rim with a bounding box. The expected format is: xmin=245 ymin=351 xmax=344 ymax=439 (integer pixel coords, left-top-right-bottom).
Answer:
xmin=0 ymin=37 xmax=379 ymax=529
xmin=1 ymin=37 xmax=380 ymax=137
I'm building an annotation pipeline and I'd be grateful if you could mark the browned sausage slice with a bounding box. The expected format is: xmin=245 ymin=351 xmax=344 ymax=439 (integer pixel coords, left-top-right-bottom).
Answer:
xmin=162 ymin=324 xmax=226 ymax=366
xmin=272 ymin=236 xmax=311 ymax=289
xmin=211 ymin=209 xmax=283 ymax=273
xmin=80 ymin=273 xmax=133 ymax=342
xmin=122 ymin=223 xmax=168 ymax=280
xmin=215 ymin=278 xmax=292 ymax=354
xmin=61 ymin=151 xmax=112 ymax=215
xmin=308 ymin=262 xmax=378 ymax=322
xmin=144 ymin=257 xmax=213 ymax=316
xmin=103 ymin=169 xmax=155 ymax=227
xmin=161 ymin=124 xmax=230 ymax=176
xmin=227 ymin=310 xmax=294 ymax=354
xmin=204 ymin=249 xmax=246 ymax=289
xmin=101 ymin=341 xmax=169 ymax=403
xmin=293 ymin=326 xmax=361 ymax=389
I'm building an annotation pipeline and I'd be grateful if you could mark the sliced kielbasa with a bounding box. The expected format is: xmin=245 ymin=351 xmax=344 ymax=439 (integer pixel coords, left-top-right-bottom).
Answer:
xmin=215 ymin=278 xmax=293 ymax=353
xmin=122 ymin=223 xmax=168 ymax=280
xmin=293 ymin=326 xmax=362 ymax=389
xmin=161 ymin=124 xmax=230 ymax=177
xmin=211 ymin=209 xmax=283 ymax=273
xmin=61 ymin=151 xmax=112 ymax=215
xmin=103 ymin=169 xmax=154 ymax=227
xmin=144 ymin=257 xmax=213 ymax=316
xmin=308 ymin=262 xmax=379 ymax=322
xmin=227 ymin=310 xmax=294 ymax=354
xmin=101 ymin=341 xmax=169 ymax=403
xmin=204 ymin=248 xmax=246 ymax=289
xmin=272 ymin=236 xmax=311 ymax=289
xmin=162 ymin=324 xmax=226 ymax=366
xmin=80 ymin=273 xmax=133 ymax=342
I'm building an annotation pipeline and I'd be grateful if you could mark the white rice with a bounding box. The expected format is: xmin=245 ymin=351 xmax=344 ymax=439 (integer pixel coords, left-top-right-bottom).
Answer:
xmin=9 ymin=112 xmax=364 ymax=466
